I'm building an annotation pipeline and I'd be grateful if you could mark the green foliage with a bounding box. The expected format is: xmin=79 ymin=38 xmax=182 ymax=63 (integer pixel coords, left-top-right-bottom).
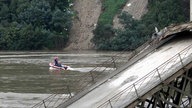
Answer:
xmin=93 ymin=0 xmax=189 ymax=51
xmin=0 ymin=4 xmax=10 ymax=21
xmin=0 ymin=22 xmax=50 ymax=50
xmin=51 ymin=8 xmax=72 ymax=33
xmin=99 ymin=0 xmax=127 ymax=25
xmin=0 ymin=0 xmax=73 ymax=50
xmin=93 ymin=0 xmax=127 ymax=50
xmin=18 ymin=0 xmax=51 ymax=28
xmin=111 ymin=29 xmax=142 ymax=50
xmin=142 ymin=0 xmax=188 ymax=31
xmin=92 ymin=23 xmax=114 ymax=50
xmin=110 ymin=13 xmax=147 ymax=50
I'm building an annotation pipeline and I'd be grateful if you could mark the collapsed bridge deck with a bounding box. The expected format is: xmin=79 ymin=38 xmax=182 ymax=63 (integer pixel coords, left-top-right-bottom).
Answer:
xmin=58 ymin=22 xmax=192 ymax=108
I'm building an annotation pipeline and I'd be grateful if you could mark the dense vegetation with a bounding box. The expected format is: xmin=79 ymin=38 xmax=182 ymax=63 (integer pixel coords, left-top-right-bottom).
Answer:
xmin=92 ymin=0 xmax=127 ymax=50
xmin=0 ymin=0 xmax=73 ymax=50
xmin=98 ymin=0 xmax=127 ymax=25
xmin=0 ymin=0 xmax=189 ymax=51
xmin=93 ymin=0 xmax=189 ymax=51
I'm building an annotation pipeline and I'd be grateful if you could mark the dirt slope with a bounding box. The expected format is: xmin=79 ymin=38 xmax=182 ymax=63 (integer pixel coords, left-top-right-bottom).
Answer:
xmin=65 ymin=0 xmax=102 ymax=50
xmin=66 ymin=0 xmax=148 ymax=50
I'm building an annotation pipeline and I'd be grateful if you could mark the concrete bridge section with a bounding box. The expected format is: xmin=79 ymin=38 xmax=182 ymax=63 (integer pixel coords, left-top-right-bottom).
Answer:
xmin=58 ymin=23 xmax=192 ymax=108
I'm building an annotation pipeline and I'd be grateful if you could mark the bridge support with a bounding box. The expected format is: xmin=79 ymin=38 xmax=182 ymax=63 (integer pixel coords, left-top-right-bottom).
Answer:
xmin=129 ymin=68 xmax=192 ymax=108
xmin=191 ymin=0 xmax=192 ymax=21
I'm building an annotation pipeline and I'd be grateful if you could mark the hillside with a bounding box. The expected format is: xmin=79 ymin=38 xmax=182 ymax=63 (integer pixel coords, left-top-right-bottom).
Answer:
xmin=65 ymin=0 xmax=102 ymax=50
xmin=113 ymin=0 xmax=148 ymax=29
xmin=66 ymin=0 xmax=148 ymax=50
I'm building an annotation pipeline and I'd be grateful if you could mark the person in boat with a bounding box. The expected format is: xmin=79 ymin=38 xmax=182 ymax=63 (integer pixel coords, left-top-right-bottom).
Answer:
xmin=54 ymin=57 xmax=62 ymax=67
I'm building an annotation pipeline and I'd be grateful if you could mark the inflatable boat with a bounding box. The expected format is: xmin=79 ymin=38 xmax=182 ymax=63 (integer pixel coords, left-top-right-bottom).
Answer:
xmin=49 ymin=62 xmax=69 ymax=70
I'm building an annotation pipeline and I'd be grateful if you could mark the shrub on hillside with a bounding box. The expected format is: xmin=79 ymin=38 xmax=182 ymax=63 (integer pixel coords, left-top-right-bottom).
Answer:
xmin=93 ymin=0 xmax=189 ymax=51
xmin=0 ymin=0 xmax=73 ymax=50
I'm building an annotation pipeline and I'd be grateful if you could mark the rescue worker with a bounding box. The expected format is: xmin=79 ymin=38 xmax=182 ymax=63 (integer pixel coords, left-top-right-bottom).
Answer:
xmin=54 ymin=57 xmax=62 ymax=67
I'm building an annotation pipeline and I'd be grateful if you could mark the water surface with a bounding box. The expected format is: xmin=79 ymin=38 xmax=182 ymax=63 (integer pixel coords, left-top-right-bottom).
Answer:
xmin=0 ymin=51 xmax=129 ymax=107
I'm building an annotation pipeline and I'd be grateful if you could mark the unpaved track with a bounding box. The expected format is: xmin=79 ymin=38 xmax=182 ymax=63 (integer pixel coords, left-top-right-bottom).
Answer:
xmin=123 ymin=0 xmax=148 ymax=19
xmin=113 ymin=0 xmax=148 ymax=29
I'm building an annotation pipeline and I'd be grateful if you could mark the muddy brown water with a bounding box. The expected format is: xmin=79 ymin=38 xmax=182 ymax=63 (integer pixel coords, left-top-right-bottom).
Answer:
xmin=0 ymin=51 xmax=129 ymax=108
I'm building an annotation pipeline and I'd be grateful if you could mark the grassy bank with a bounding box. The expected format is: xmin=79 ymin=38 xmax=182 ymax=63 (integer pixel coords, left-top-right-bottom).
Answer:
xmin=99 ymin=0 xmax=127 ymax=24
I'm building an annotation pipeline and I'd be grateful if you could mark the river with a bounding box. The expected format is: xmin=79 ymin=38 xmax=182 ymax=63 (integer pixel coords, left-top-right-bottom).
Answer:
xmin=0 ymin=51 xmax=130 ymax=108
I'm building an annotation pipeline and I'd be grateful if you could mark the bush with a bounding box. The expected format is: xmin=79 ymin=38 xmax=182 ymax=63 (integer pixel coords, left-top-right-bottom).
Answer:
xmin=110 ymin=13 xmax=146 ymax=51
xmin=93 ymin=0 xmax=189 ymax=51
xmin=92 ymin=23 xmax=114 ymax=50
xmin=0 ymin=0 xmax=73 ymax=50
xmin=99 ymin=0 xmax=127 ymax=25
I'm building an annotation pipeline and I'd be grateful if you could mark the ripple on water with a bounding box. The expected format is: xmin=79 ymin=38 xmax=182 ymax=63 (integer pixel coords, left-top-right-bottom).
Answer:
xmin=0 ymin=51 xmax=127 ymax=107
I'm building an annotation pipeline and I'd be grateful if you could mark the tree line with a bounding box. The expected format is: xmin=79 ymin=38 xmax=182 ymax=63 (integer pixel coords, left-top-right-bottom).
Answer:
xmin=0 ymin=0 xmax=73 ymax=50
xmin=0 ymin=0 xmax=189 ymax=51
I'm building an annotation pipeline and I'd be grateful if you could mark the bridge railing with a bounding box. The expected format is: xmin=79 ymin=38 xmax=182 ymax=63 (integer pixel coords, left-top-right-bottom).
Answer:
xmin=98 ymin=44 xmax=192 ymax=108
xmin=32 ymin=36 xmax=175 ymax=108
xmin=31 ymin=55 xmax=130 ymax=108
xmin=31 ymin=40 xmax=152 ymax=108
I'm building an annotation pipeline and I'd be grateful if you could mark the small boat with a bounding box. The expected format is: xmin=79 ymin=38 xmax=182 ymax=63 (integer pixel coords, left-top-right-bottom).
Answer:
xmin=49 ymin=62 xmax=69 ymax=70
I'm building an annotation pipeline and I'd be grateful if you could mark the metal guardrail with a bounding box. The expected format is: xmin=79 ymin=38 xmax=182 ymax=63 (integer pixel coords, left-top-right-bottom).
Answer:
xmin=97 ymin=44 xmax=192 ymax=108
xmin=31 ymin=40 xmax=152 ymax=108
xmin=34 ymin=94 xmax=74 ymax=108
xmin=32 ymin=35 xmax=175 ymax=108
xmin=32 ymin=34 xmax=176 ymax=108
xmin=32 ymin=23 xmax=192 ymax=108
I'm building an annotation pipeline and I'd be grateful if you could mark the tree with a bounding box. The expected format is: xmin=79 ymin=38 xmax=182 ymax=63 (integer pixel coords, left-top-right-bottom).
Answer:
xmin=46 ymin=0 xmax=70 ymax=10
xmin=18 ymin=0 xmax=52 ymax=28
xmin=92 ymin=23 xmax=115 ymax=50
xmin=51 ymin=8 xmax=72 ymax=33
xmin=0 ymin=4 xmax=9 ymax=22
xmin=93 ymin=0 xmax=188 ymax=51
xmin=0 ymin=0 xmax=73 ymax=50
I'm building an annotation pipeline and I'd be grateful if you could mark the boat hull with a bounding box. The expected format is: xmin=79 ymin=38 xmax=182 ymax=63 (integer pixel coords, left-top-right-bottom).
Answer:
xmin=49 ymin=63 xmax=68 ymax=70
